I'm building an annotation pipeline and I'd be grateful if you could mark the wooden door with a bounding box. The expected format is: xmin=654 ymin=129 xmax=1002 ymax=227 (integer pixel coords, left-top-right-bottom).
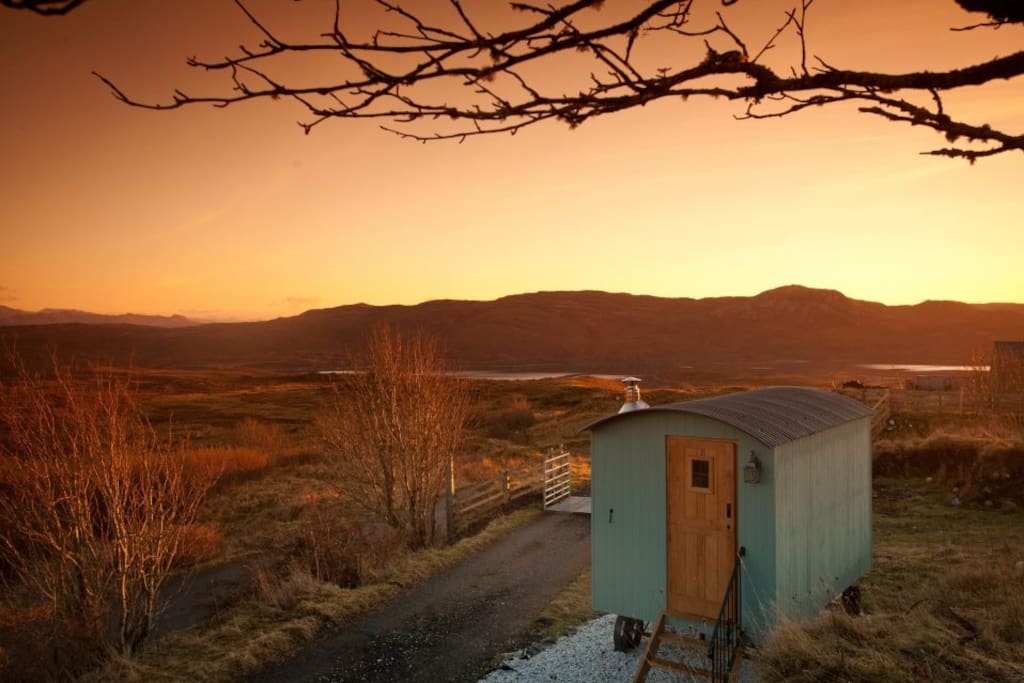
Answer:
xmin=666 ymin=437 xmax=736 ymax=619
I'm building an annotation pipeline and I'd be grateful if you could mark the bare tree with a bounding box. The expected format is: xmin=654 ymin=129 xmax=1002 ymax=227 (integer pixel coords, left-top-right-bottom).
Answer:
xmin=87 ymin=0 xmax=1024 ymax=162
xmin=0 ymin=0 xmax=86 ymax=14
xmin=0 ymin=361 xmax=215 ymax=678
xmin=318 ymin=326 xmax=469 ymax=548
xmin=963 ymin=348 xmax=993 ymax=413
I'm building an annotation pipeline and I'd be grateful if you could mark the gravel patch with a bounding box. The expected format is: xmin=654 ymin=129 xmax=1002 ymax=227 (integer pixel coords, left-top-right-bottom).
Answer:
xmin=479 ymin=614 xmax=761 ymax=683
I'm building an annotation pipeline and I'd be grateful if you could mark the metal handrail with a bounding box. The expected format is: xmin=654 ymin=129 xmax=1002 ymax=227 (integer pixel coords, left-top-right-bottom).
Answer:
xmin=707 ymin=551 xmax=742 ymax=683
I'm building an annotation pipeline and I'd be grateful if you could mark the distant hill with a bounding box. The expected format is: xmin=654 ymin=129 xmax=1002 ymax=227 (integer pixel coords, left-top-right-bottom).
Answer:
xmin=0 ymin=306 xmax=196 ymax=328
xmin=2 ymin=287 xmax=1023 ymax=376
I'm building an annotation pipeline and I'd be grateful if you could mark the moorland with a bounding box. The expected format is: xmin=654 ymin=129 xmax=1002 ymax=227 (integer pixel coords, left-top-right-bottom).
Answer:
xmin=1 ymin=289 xmax=1022 ymax=681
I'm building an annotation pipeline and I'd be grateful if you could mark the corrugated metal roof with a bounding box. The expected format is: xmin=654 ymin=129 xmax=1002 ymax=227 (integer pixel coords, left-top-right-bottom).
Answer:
xmin=583 ymin=386 xmax=872 ymax=447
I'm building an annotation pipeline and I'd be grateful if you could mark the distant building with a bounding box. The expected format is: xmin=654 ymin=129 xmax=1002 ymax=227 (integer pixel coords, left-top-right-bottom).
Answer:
xmin=992 ymin=341 xmax=1024 ymax=394
xmin=909 ymin=375 xmax=960 ymax=391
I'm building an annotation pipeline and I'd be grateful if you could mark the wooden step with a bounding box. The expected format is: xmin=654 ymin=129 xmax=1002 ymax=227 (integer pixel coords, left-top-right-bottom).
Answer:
xmin=633 ymin=610 xmax=715 ymax=683
xmin=659 ymin=629 xmax=708 ymax=649
xmin=632 ymin=611 xmax=666 ymax=683
xmin=648 ymin=655 xmax=712 ymax=679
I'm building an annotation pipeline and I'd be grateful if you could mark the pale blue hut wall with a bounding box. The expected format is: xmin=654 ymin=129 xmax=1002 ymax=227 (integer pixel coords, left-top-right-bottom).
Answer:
xmin=590 ymin=410 xmax=777 ymax=634
xmin=772 ymin=416 xmax=872 ymax=621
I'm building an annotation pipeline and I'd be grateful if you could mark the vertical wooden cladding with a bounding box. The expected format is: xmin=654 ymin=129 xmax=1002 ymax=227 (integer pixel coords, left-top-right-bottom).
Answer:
xmin=773 ymin=418 xmax=873 ymax=620
xmin=666 ymin=437 xmax=736 ymax=620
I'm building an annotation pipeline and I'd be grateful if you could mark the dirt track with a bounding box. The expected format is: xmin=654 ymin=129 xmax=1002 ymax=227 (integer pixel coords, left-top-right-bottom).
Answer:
xmin=246 ymin=511 xmax=591 ymax=683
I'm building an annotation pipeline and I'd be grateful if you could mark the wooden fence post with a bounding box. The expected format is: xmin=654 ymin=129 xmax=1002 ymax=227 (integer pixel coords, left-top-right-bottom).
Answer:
xmin=445 ymin=488 xmax=454 ymax=544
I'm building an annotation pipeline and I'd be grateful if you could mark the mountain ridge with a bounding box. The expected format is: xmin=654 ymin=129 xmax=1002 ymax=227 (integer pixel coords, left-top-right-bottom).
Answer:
xmin=2 ymin=286 xmax=1022 ymax=376
xmin=0 ymin=305 xmax=196 ymax=328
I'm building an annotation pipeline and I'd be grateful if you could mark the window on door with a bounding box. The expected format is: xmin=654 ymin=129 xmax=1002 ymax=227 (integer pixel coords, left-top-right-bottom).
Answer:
xmin=690 ymin=458 xmax=711 ymax=491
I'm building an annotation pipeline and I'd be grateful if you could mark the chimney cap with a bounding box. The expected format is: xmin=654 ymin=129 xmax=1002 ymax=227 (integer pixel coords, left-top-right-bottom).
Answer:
xmin=618 ymin=376 xmax=649 ymax=414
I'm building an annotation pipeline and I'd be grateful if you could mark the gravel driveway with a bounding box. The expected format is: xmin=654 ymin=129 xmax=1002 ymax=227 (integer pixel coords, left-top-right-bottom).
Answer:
xmin=480 ymin=613 xmax=762 ymax=683
xmin=246 ymin=511 xmax=591 ymax=683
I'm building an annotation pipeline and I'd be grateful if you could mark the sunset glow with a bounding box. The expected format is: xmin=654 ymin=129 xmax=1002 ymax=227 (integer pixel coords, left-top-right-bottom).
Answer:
xmin=1 ymin=0 xmax=1022 ymax=320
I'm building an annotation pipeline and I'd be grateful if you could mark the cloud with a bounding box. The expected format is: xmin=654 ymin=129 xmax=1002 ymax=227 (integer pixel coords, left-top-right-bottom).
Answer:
xmin=0 ymin=286 xmax=17 ymax=302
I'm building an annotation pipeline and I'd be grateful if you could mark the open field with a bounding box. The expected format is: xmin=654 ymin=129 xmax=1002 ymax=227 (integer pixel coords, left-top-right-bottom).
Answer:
xmin=2 ymin=366 xmax=1022 ymax=682
xmin=1 ymin=368 xmax=636 ymax=681
xmin=758 ymin=477 xmax=1024 ymax=682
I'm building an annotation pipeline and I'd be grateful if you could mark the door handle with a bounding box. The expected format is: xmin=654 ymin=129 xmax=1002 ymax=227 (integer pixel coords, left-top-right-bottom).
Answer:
xmin=726 ymin=503 xmax=732 ymax=519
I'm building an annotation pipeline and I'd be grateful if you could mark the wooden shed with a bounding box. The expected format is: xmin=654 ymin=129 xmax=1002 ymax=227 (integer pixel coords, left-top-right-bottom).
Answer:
xmin=992 ymin=341 xmax=1024 ymax=394
xmin=583 ymin=386 xmax=873 ymax=660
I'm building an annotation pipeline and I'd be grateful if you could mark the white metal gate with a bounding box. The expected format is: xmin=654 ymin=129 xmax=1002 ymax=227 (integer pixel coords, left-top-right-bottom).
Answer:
xmin=543 ymin=450 xmax=572 ymax=509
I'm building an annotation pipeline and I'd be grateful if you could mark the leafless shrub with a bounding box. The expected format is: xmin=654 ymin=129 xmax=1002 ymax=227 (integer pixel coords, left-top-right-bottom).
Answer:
xmin=0 ymin=360 xmax=217 ymax=679
xmin=292 ymin=503 xmax=408 ymax=588
xmin=318 ymin=326 xmax=469 ymax=548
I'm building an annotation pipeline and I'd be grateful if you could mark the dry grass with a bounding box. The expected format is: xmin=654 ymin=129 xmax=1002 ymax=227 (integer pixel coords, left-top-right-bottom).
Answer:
xmin=873 ymin=418 xmax=1024 ymax=505
xmin=174 ymin=522 xmax=225 ymax=567
xmin=876 ymin=418 xmax=1024 ymax=459
xmin=185 ymin=446 xmax=270 ymax=478
xmin=233 ymin=418 xmax=290 ymax=457
xmin=196 ymin=459 xmax=342 ymax=561
xmin=456 ymin=447 xmax=537 ymax=483
xmin=758 ymin=478 xmax=1024 ymax=683
xmin=83 ymin=508 xmax=540 ymax=683
xmin=534 ymin=568 xmax=597 ymax=640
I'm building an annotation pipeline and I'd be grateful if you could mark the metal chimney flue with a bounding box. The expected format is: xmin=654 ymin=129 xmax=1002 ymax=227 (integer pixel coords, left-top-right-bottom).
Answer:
xmin=618 ymin=376 xmax=650 ymax=414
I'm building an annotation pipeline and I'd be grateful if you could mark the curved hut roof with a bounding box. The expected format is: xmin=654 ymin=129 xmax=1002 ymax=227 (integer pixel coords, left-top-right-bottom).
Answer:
xmin=583 ymin=386 xmax=871 ymax=448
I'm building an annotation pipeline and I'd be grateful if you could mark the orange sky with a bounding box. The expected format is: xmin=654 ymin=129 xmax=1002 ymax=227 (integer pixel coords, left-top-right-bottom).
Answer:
xmin=1 ymin=0 xmax=1022 ymax=321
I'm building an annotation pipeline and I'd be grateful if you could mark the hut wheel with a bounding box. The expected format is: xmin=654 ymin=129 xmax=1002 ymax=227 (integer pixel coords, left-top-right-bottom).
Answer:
xmin=613 ymin=615 xmax=645 ymax=651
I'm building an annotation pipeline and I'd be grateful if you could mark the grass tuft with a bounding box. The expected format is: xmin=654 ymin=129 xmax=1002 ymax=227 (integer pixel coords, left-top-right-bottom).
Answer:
xmin=534 ymin=568 xmax=597 ymax=640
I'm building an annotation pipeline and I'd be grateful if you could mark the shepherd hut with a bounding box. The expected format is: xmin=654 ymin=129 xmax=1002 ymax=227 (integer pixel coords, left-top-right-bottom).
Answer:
xmin=583 ymin=382 xmax=872 ymax=678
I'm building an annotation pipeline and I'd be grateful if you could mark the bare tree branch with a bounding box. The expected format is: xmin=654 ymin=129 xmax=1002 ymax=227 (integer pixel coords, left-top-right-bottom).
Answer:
xmin=88 ymin=0 xmax=1024 ymax=160
xmin=0 ymin=0 xmax=86 ymax=15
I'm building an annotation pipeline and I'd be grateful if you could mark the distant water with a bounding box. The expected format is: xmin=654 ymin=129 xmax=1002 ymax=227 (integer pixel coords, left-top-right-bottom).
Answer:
xmin=318 ymin=370 xmax=624 ymax=381
xmin=452 ymin=371 xmax=576 ymax=380
xmin=860 ymin=364 xmax=988 ymax=372
xmin=322 ymin=365 xmax=987 ymax=377
xmin=453 ymin=371 xmax=628 ymax=381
